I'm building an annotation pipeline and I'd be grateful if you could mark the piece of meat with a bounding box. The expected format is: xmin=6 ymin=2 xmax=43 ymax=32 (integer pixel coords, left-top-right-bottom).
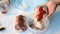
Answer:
xmin=15 ymin=15 xmax=27 ymax=31
xmin=1 ymin=6 xmax=8 ymax=14
xmin=0 ymin=27 xmax=5 ymax=31
xmin=2 ymin=10 xmax=7 ymax=14
xmin=34 ymin=6 xmax=48 ymax=30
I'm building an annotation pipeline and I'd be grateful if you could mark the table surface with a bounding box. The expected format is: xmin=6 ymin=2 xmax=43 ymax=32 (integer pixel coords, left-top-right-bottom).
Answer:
xmin=0 ymin=0 xmax=60 ymax=34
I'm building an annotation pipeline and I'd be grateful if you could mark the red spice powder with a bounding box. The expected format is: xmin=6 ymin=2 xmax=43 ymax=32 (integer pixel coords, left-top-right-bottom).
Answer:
xmin=36 ymin=6 xmax=46 ymax=21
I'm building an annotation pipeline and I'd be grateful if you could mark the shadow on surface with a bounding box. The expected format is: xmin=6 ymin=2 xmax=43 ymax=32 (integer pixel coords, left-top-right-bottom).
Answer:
xmin=45 ymin=11 xmax=60 ymax=34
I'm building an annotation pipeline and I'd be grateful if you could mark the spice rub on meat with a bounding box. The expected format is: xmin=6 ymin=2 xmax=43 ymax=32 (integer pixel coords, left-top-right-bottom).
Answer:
xmin=15 ymin=15 xmax=27 ymax=31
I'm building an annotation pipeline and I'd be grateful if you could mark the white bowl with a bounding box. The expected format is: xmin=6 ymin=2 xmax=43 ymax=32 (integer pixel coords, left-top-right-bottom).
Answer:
xmin=27 ymin=16 xmax=49 ymax=33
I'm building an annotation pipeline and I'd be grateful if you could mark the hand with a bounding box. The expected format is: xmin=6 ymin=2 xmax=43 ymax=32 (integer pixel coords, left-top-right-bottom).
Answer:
xmin=45 ymin=0 xmax=60 ymax=17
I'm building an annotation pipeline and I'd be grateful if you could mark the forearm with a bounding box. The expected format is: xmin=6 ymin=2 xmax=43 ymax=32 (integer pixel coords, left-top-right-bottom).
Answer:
xmin=50 ymin=0 xmax=60 ymax=5
xmin=55 ymin=0 xmax=60 ymax=5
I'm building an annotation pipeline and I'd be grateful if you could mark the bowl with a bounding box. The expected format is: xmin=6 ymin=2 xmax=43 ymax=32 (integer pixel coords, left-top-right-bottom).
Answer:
xmin=27 ymin=16 xmax=49 ymax=33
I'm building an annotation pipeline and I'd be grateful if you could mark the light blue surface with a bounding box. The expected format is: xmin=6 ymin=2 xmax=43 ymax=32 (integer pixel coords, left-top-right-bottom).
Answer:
xmin=7 ymin=0 xmax=48 ymax=15
xmin=9 ymin=0 xmax=60 ymax=34
xmin=0 ymin=0 xmax=60 ymax=34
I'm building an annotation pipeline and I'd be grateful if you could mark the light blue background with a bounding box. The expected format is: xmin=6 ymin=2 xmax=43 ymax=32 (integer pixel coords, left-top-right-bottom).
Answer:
xmin=0 ymin=0 xmax=60 ymax=34
xmin=9 ymin=0 xmax=60 ymax=34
